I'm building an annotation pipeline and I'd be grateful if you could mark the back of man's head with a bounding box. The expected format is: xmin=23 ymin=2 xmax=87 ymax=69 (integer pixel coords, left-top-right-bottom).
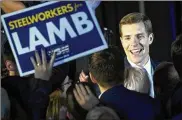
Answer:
xmin=86 ymin=106 xmax=120 ymax=120
xmin=124 ymin=67 xmax=150 ymax=94
xmin=88 ymin=46 xmax=124 ymax=88
xmin=154 ymin=62 xmax=180 ymax=93
xmin=171 ymin=34 xmax=182 ymax=79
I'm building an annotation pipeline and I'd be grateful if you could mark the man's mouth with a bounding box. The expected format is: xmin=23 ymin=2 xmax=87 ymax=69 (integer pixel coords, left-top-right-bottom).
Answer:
xmin=130 ymin=49 xmax=143 ymax=55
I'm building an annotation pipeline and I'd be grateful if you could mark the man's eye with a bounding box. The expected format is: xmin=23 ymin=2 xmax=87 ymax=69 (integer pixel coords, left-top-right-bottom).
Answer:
xmin=124 ymin=38 xmax=130 ymax=41
xmin=138 ymin=35 xmax=144 ymax=39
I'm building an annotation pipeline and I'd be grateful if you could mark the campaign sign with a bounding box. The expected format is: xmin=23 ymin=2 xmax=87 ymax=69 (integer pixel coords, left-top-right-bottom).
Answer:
xmin=1 ymin=1 xmax=108 ymax=76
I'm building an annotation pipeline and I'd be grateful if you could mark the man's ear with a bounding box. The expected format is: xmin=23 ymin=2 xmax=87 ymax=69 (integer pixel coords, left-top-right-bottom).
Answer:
xmin=5 ymin=60 xmax=16 ymax=71
xmin=148 ymin=33 xmax=154 ymax=45
xmin=120 ymin=37 xmax=123 ymax=43
xmin=89 ymin=72 xmax=97 ymax=84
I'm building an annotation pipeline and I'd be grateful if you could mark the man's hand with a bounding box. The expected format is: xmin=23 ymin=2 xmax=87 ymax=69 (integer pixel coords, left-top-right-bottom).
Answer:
xmin=30 ymin=49 xmax=56 ymax=80
xmin=1 ymin=1 xmax=26 ymax=13
xmin=73 ymin=84 xmax=99 ymax=111
xmin=79 ymin=71 xmax=89 ymax=82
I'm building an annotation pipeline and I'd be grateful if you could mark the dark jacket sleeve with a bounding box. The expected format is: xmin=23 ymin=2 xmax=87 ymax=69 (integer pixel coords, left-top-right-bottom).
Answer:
xmin=28 ymin=63 xmax=69 ymax=120
xmin=29 ymin=63 xmax=69 ymax=92
xmin=28 ymin=78 xmax=52 ymax=120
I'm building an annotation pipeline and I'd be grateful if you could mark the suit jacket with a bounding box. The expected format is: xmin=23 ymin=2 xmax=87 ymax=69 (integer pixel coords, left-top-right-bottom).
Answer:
xmin=100 ymin=84 xmax=161 ymax=120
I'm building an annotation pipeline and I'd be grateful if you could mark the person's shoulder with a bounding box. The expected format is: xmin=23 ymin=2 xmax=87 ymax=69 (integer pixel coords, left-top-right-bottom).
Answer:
xmin=127 ymin=89 xmax=157 ymax=104
xmin=150 ymin=59 xmax=161 ymax=70
xmin=100 ymin=84 xmax=126 ymax=100
xmin=129 ymin=91 xmax=161 ymax=114
xmin=101 ymin=84 xmax=150 ymax=102
xmin=1 ymin=75 xmax=21 ymax=81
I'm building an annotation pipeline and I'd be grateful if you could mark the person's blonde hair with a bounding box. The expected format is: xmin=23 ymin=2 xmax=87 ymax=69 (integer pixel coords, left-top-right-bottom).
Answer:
xmin=46 ymin=89 xmax=66 ymax=120
xmin=124 ymin=67 xmax=150 ymax=94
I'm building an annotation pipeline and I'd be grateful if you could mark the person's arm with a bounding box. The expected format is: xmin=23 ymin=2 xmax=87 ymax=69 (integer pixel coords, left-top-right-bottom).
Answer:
xmin=1 ymin=1 xmax=26 ymax=13
xmin=29 ymin=48 xmax=56 ymax=92
xmin=28 ymin=49 xmax=56 ymax=120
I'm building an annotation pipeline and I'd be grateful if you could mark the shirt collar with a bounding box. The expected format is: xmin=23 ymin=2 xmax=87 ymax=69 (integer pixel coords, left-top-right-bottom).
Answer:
xmin=98 ymin=92 xmax=103 ymax=99
xmin=127 ymin=57 xmax=152 ymax=75
xmin=143 ymin=58 xmax=152 ymax=75
xmin=127 ymin=57 xmax=151 ymax=68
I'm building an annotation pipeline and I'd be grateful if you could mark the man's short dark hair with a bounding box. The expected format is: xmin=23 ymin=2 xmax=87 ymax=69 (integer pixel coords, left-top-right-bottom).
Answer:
xmin=88 ymin=46 xmax=124 ymax=88
xmin=171 ymin=34 xmax=182 ymax=78
xmin=119 ymin=12 xmax=153 ymax=37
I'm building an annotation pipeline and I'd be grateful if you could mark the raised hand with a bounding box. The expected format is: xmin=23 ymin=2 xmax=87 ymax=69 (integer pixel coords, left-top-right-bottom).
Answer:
xmin=73 ymin=84 xmax=99 ymax=111
xmin=79 ymin=70 xmax=89 ymax=82
xmin=30 ymin=49 xmax=56 ymax=80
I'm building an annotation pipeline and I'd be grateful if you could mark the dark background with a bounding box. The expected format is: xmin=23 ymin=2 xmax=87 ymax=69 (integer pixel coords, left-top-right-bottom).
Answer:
xmin=75 ymin=1 xmax=182 ymax=79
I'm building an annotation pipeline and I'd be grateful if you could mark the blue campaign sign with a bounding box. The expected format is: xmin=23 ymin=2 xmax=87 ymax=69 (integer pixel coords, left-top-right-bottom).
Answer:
xmin=1 ymin=1 xmax=108 ymax=76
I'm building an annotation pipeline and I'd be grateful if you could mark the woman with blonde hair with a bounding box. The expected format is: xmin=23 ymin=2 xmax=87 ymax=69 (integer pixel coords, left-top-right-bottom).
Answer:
xmin=46 ymin=89 xmax=67 ymax=120
xmin=124 ymin=67 xmax=150 ymax=94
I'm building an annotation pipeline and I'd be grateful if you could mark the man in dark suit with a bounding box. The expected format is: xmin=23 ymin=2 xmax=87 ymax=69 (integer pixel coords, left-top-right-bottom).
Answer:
xmin=86 ymin=46 xmax=161 ymax=120
xmin=170 ymin=34 xmax=182 ymax=117
xmin=119 ymin=12 xmax=160 ymax=98
xmin=171 ymin=34 xmax=182 ymax=81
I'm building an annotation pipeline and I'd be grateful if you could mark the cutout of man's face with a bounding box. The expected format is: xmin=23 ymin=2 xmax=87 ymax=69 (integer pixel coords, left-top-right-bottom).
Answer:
xmin=120 ymin=22 xmax=153 ymax=65
xmin=5 ymin=60 xmax=17 ymax=72
xmin=5 ymin=60 xmax=18 ymax=76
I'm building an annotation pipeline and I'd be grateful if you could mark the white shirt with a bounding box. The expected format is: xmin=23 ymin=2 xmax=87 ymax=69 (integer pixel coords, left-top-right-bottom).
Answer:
xmin=98 ymin=92 xmax=103 ymax=99
xmin=127 ymin=57 xmax=155 ymax=98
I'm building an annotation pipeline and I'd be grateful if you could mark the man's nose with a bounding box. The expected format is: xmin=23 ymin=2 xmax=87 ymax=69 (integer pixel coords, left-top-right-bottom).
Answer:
xmin=130 ymin=37 xmax=139 ymax=46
